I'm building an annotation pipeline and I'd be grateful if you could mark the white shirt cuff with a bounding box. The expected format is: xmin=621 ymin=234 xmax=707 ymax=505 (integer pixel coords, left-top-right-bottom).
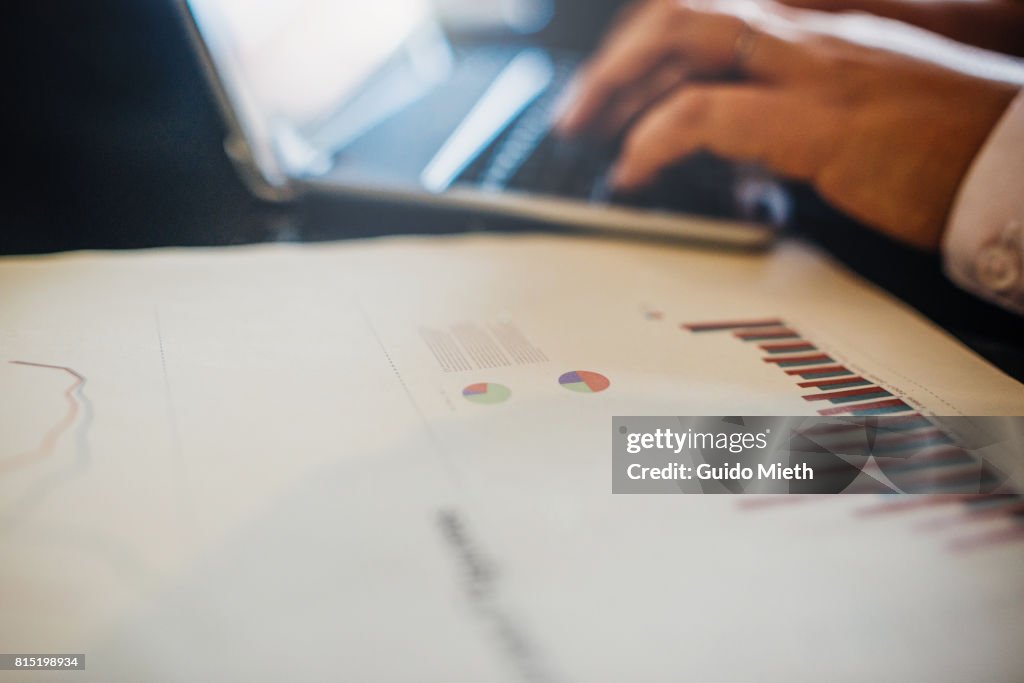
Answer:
xmin=943 ymin=89 xmax=1024 ymax=315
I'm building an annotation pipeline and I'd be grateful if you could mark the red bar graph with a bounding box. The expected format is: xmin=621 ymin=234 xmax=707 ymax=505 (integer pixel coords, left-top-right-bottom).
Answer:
xmin=683 ymin=318 xmax=785 ymax=332
xmin=797 ymin=376 xmax=870 ymax=389
xmin=855 ymin=495 xmax=974 ymax=517
xmin=682 ymin=317 xmax=922 ymax=420
xmin=784 ymin=365 xmax=850 ymax=376
xmin=760 ymin=342 xmax=816 ymax=353
xmin=802 ymin=386 xmax=892 ymax=402
xmin=951 ymin=526 xmax=1024 ymax=553
xmin=818 ymin=398 xmax=912 ymax=416
xmin=734 ymin=328 xmax=799 ymax=340
xmin=764 ymin=353 xmax=832 ymax=365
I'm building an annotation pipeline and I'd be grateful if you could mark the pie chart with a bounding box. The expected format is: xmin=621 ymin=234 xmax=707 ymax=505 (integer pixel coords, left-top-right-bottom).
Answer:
xmin=558 ymin=370 xmax=610 ymax=394
xmin=462 ymin=382 xmax=511 ymax=405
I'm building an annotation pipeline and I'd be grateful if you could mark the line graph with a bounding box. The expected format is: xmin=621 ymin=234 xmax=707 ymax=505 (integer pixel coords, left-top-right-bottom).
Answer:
xmin=1 ymin=360 xmax=94 ymax=532
xmin=2 ymin=361 xmax=92 ymax=477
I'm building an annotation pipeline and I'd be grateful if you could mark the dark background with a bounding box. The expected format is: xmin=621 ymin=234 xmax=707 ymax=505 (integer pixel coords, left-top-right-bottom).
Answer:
xmin=5 ymin=1 xmax=1022 ymax=379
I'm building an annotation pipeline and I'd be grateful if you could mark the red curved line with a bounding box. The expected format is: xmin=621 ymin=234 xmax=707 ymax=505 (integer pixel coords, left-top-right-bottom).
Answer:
xmin=1 ymin=361 xmax=84 ymax=475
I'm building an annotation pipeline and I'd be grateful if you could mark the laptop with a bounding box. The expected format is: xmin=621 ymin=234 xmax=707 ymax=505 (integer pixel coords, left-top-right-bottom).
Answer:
xmin=180 ymin=0 xmax=786 ymax=247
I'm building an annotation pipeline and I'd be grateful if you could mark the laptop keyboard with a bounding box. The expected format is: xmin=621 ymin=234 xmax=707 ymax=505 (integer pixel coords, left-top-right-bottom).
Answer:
xmin=456 ymin=56 xmax=614 ymax=197
xmin=455 ymin=54 xmax=761 ymax=221
xmin=506 ymin=134 xmax=615 ymax=200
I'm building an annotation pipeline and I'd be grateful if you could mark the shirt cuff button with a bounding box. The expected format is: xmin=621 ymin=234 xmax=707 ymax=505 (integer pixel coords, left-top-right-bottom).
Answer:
xmin=975 ymin=243 xmax=1021 ymax=293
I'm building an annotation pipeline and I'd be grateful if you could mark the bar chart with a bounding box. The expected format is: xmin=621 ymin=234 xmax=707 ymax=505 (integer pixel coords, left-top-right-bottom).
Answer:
xmin=681 ymin=317 xmax=1023 ymax=550
xmin=682 ymin=318 xmax=917 ymax=417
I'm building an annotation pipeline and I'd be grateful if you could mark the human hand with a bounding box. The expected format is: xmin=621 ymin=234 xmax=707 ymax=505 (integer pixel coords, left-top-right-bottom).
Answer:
xmin=556 ymin=0 xmax=1019 ymax=249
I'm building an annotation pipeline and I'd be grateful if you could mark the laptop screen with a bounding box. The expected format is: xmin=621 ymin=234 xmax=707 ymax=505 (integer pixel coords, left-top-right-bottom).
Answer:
xmin=188 ymin=0 xmax=433 ymax=128
xmin=184 ymin=0 xmax=440 ymax=187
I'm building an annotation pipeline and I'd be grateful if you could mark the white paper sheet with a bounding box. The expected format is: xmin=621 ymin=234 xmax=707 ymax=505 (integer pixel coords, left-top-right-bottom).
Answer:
xmin=1 ymin=234 xmax=1022 ymax=681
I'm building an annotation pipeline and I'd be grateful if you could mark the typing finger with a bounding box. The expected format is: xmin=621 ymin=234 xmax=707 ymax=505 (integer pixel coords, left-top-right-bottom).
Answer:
xmin=611 ymin=84 xmax=835 ymax=190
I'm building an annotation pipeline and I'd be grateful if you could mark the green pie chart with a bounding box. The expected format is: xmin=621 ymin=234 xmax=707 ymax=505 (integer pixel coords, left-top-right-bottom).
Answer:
xmin=462 ymin=382 xmax=511 ymax=405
